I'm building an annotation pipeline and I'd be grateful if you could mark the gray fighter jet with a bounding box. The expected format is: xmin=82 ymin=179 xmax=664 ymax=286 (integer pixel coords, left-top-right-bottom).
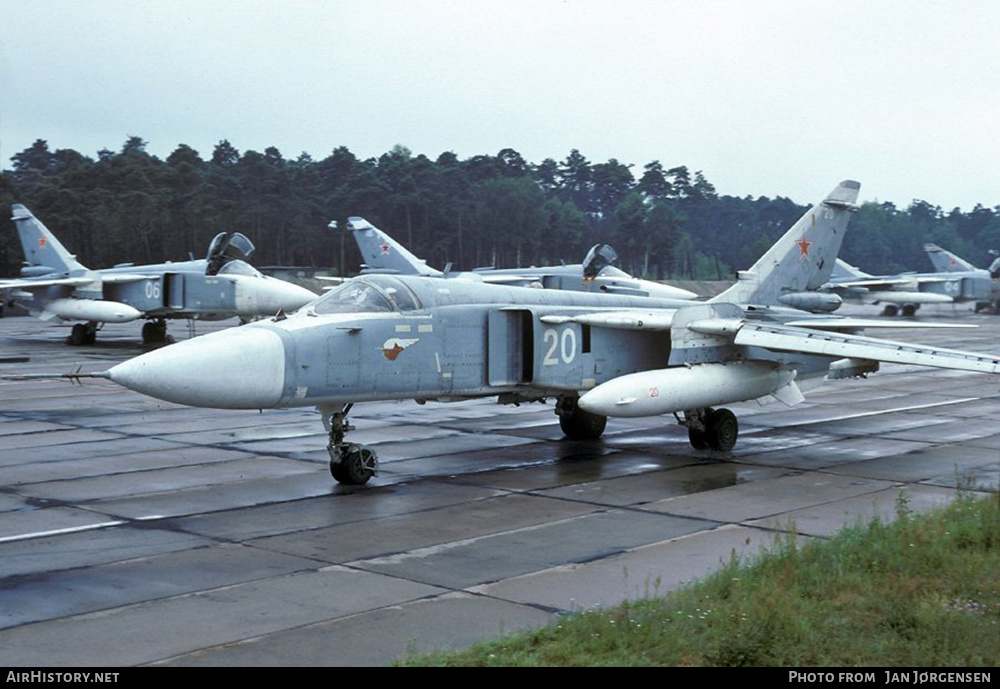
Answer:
xmin=0 ymin=204 xmax=317 ymax=344
xmin=821 ymin=244 xmax=998 ymax=316
xmin=77 ymin=181 xmax=999 ymax=485
xmin=344 ymin=216 xmax=700 ymax=300
xmin=923 ymin=243 xmax=1000 ymax=313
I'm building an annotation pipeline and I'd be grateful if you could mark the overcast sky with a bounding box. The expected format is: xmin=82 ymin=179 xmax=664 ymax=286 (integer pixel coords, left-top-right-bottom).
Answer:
xmin=2 ymin=0 xmax=999 ymax=210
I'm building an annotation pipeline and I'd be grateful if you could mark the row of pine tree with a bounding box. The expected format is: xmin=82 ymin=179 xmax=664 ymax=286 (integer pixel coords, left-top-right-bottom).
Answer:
xmin=2 ymin=138 xmax=998 ymax=280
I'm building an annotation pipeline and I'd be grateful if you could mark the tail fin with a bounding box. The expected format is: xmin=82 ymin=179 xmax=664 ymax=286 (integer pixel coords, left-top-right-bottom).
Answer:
xmin=11 ymin=204 xmax=85 ymax=274
xmin=345 ymin=217 xmax=442 ymax=277
xmin=924 ymin=243 xmax=977 ymax=273
xmin=711 ymin=180 xmax=860 ymax=306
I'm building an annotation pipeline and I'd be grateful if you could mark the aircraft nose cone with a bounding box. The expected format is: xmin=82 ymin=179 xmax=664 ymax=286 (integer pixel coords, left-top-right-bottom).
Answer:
xmin=108 ymin=327 xmax=286 ymax=408
xmin=256 ymin=279 xmax=317 ymax=314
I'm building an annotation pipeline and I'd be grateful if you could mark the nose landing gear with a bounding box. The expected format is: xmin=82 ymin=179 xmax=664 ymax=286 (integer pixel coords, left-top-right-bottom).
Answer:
xmin=322 ymin=404 xmax=379 ymax=485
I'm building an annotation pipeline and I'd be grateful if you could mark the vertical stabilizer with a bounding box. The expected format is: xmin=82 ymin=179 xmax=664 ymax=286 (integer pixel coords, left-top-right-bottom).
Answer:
xmin=711 ymin=180 xmax=860 ymax=306
xmin=11 ymin=204 xmax=86 ymax=274
xmin=345 ymin=217 xmax=442 ymax=277
xmin=924 ymin=244 xmax=977 ymax=273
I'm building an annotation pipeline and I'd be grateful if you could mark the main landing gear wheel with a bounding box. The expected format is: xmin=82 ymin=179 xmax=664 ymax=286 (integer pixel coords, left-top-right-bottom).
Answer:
xmin=556 ymin=395 xmax=607 ymax=439
xmin=324 ymin=404 xmax=379 ymax=485
xmin=68 ymin=322 xmax=97 ymax=346
xmin=902 ymin=304 xmax=918 ymax=317
xmin=142 ymin=320 xmax=170 ymax=345
xmin=882 ymin=305 xmax=899 ymax=317
xmin=705 ymin=408 xmax=738 ymax=451
xmin=682 ymin=407 xmax=739 ymax=451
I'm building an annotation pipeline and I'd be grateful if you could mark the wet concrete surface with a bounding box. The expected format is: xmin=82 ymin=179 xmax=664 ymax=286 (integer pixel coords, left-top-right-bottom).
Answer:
xmin=0 ymin=307 xmax=997 ymax=666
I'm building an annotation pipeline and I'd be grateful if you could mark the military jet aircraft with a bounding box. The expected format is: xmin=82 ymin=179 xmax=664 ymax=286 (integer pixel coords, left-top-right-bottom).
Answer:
xmin=820 ymin=244 xmax=999 ymax=317
xmin=923 ymin=243 xmax=1000 ymax=313
xmin=0 ymin=204 xmax=318 ymax=344
xmin=71 ymin=180 xmax=999 ymax=486
xmin=344 ymin=216 xmax=700 ymax=300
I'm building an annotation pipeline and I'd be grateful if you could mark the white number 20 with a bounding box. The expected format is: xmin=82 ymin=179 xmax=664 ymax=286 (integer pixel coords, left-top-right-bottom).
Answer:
xmin=543 ymin=327 xmax=577 ymax=366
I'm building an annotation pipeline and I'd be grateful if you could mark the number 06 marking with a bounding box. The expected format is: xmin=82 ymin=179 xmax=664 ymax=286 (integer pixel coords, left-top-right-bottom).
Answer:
xmin=543 ymin=327 xmax=577 ymax=365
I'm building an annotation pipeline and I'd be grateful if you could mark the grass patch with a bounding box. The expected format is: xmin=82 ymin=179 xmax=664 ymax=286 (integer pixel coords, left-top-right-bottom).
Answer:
xmin=396 ymin=491 xmax=999 ymax=666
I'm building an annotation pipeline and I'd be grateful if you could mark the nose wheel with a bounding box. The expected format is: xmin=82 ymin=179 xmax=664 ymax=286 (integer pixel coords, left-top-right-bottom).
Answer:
xmin=330 ymin=444 xmax=378 ymax=485
xmin=322 ymin=404 xmax=379 ymax=485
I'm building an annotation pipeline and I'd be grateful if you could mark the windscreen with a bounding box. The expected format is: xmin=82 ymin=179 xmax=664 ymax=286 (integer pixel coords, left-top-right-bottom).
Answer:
xmin=312 ymin=276 xmax=421 ymax=315
xmin=217 ymin=260 xmax=263 ymax=278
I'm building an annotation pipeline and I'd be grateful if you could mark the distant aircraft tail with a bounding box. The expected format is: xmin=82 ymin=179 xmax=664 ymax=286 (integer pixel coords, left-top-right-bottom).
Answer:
xmin=711 ymin=180 xmax=860 ymax=306
xmin=11 ymin=204 xmax=86 ymax=275
xmin=344 ymin=217 xmax=442 ymax=277
xmin=923 ymin=243 xmax=977 ymax=273
xmin=830 ymin=258 xmax=870 ymax=280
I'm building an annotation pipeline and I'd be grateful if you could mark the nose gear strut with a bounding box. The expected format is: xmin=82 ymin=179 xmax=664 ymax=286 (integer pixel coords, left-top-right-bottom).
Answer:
xmin=322 ymin=403 xmax=379 ymax=485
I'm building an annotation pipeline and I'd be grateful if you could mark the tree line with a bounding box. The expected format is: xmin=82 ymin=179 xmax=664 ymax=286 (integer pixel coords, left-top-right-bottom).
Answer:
xmin=2 ymin=137 xmax=999 ymax=281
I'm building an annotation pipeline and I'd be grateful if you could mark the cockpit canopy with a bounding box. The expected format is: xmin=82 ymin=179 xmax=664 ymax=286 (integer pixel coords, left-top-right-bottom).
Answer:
xmin=311 ymin=276 xmax=421 ymax=315
xmin=217 ymin=259 xmax=263 ymax=278
xmin=582 ymin=244 xmax=619 ymax=280
xmin=206 ymin=232 xmax=256 ymax=275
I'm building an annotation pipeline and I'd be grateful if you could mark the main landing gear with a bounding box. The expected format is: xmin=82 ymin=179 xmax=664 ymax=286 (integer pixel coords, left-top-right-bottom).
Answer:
xmin=322 ymin=404 xmax=379 ymax=485
xmin=556 ymin=395 xmax=607 ymax=439
xmin=882 ymin=304 xmax=919 ymax=317
xmin=142 ymin=319 xmax=172 ymax=345
xmin=677 ymin=407 xmax=739 ymax=452
xmin=67 ymin=322 xmax=98 ymax=346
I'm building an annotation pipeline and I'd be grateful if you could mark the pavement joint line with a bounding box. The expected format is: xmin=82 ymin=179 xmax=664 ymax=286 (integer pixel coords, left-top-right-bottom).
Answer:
xmin=0 ymin=520 xmax=125 ymax=543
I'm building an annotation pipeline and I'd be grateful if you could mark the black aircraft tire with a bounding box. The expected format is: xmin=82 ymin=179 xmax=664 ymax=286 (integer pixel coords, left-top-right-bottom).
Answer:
xmin=883 ymin=305 xmax=898 ymax=317
xmin=142 ymin=321 xmax=168 ymax=345
xmin=329 ymin=456 xmax=349 ymax=483
xmin=559 ymin=407 xmax=607 ymax=439
xmin=338 ymin=446 xmax=377 ymax=485
xmin=706 ymin=408 xmax=739 ymax=452
xmin=688 ymin=427 xmax=708 ymax=449
xmin=69 ymin=323 xmax=89 ymax=346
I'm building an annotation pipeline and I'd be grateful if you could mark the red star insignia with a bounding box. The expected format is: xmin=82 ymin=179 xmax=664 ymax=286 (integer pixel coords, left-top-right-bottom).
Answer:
xmin=794 ymin=235 xmax=812 ymax=259
xmin=38 ymin=237 xmax=47 ymax=248
xmin=949 ymin=258 xmax=957 ymax=267
xmin=380 ymin=242 xmax=390 ymax=255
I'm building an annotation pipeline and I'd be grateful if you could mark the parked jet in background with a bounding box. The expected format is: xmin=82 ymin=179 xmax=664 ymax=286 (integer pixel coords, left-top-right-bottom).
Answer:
xmin=72 ymin=180 xmax=999 ymax=487
xmin=343 ymin=216 xmax=700 ymax=301
xmin=822 ymin=258 xmax=965 ymax=316
xmin=923 ymin=243 xmax=1000 ymax=313
xmin=0 ymin=204 xmax=317 ymax=344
